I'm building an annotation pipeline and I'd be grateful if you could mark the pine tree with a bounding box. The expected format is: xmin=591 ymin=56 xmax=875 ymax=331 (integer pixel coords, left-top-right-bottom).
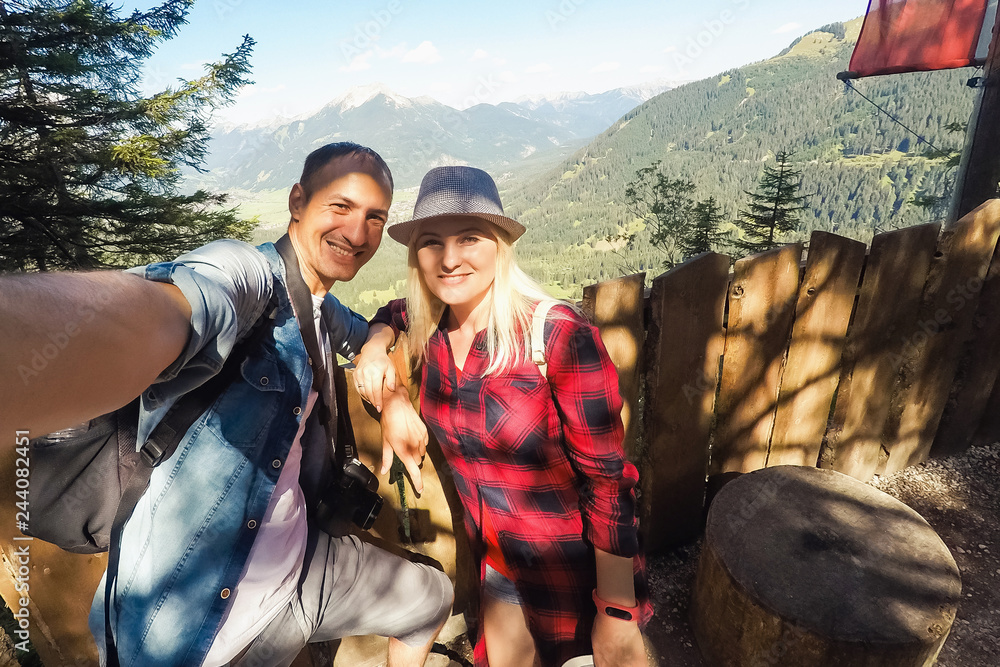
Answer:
xmin=681 ymin=196 xmax=727 ymax=259
xmin=622 ymin=160 xmax=695 ymax=268
xmin=734 ymin=151 xmax=807 ymax=256
xmin=0 ymin=0 xmax=256 ymax=272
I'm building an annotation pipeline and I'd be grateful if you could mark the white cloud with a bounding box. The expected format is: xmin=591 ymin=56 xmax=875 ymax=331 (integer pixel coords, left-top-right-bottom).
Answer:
xmin=772 ymin=22 xmax=802 ymax=34
xmin=378 ymin=43 xmax=408 ymax=60
xmin=471 ymin=48 xmax=489 ymax=61
xmin=662 ymin=45 xmax=677 ymax=53
xmin=590 ymin=61 xmax=621 ymax=73
xmin=498 ymin=70 xmax=519 ymax=83
xmin=403 ymin=41 xmax=443 ymax=64
xmin=526 ymin=63 xmax=553 ymax=74
xmin=339 ymin=51 xmax=373 ymax=72
xmin=492 ymin=57 xmax=507 ymax=66
xmin=640 ymin=65 xmax=663 ymax=74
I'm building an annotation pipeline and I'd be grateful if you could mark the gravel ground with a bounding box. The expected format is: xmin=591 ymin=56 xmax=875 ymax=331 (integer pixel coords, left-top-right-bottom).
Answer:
xmin=641 ymin=442 xmax=1000 ymax=666
xmin=869 ymin=443 xmax=1000 ymax=667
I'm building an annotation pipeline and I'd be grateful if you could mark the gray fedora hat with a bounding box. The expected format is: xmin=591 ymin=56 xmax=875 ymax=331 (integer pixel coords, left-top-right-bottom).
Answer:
xmin=387 ymin=166 xmax=526 ymax=245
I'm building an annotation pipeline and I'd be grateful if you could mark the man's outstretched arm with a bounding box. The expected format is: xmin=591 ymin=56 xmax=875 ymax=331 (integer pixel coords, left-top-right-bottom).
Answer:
xmin=0 ymin=271 xmax=192 ymax=437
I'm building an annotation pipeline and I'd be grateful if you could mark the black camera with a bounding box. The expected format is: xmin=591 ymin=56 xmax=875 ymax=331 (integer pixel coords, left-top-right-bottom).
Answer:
xmin=315 ymin=458 xmax=384 ymax=537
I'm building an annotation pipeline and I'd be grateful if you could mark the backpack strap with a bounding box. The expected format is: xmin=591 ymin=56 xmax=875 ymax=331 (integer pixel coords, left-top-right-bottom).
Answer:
xmin=105 ymin=303 xmax=276 ymax=667
xmin=531 ymin=300 xmax=558 ymax=377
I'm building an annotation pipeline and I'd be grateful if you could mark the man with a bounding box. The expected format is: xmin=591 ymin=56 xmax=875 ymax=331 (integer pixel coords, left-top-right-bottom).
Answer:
xmin=0 ymin=142 xmax=452 ymax=666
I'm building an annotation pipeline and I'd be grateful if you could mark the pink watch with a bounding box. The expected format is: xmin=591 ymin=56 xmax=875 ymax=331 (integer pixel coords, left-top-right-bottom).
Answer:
xmin=592 ymin=589 xmax=639 ymax=622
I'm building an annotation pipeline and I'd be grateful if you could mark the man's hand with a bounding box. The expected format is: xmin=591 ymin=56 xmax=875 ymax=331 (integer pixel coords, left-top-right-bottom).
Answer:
xmin=592 ymin=613 xmax=647 ymax=667
xmin=354 ymin=322 xmax=397 ymax=412
xmin=354 ymin=345 xmax=395 ymax=412
xmin=379 ymin=385 xmax=428 ymax=494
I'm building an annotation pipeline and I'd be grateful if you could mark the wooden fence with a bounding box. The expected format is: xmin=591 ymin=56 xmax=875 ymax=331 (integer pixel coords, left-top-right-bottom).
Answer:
xmin=3 ymin=198 xmax=999 ymax=664
xmin=622 ymin=198 xmax=1000 ymax=552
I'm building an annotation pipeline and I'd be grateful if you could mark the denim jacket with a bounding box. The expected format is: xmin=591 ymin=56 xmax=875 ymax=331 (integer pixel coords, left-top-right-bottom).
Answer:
xmin=88 ymin=239 xmax=368 ymax=666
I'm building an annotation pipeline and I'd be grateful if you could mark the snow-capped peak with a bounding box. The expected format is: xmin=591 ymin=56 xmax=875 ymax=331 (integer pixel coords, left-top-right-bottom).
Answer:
xmin=614 ymin=79 xmax=679 ymax=102
xmin=328 ymin=83 xmax=413 ymax=112
xmin=515 ymin=90 xmax=589 ymax=110
xmin=514 ymin=79 xmax=682 ymax=111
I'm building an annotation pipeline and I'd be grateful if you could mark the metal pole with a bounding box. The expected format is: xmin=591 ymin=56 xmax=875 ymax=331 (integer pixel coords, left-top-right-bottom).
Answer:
xmin=950 ymin=8 xmax=1000 ymax=222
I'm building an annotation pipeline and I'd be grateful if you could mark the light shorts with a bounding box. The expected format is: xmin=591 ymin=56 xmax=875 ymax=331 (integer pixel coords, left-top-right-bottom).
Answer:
xmin=483 ymin=563 xmax=523 ymax=606
xmin=228 ymin=531 xmax=453 ymax=667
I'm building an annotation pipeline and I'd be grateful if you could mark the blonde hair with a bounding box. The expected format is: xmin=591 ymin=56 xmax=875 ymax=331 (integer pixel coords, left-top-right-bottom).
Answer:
xmin=405 ymin=224 xmax=575 ymax=374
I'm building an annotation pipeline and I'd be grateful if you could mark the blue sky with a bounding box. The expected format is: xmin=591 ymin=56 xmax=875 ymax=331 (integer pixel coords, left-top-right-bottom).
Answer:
xmin=130 ymin=0 xmax=863 ymax=126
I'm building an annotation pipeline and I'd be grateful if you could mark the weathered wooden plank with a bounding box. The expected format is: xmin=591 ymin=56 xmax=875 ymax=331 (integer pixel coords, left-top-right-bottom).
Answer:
xmin=710 ymin=244 xmax=802 ymax=477
xmin=640 ymin=252 xmax=730 ymax=551
xmin=821 ymin=223 xmax=940 ymax=481
xmin=972 ymin=373 xmax=1000 ymax=447
xmin=582 ymin=272 xmax=647 ymax=461
xmin=882 ymin=200 xmax=1000 ymax=474
xmin=933 ymin=200 xmax=1000 ymax=455
xmin=768 ymin=232 xmax=866 ymax=468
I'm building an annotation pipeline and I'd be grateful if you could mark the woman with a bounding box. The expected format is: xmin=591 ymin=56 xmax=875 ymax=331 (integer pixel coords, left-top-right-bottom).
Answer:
xmin=354 ymin=166 xmax=651 ymax=667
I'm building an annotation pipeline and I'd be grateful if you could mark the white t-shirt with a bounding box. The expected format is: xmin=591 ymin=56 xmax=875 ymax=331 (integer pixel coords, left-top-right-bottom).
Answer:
xmin=204 ymin=294 xmax=328 ymax=665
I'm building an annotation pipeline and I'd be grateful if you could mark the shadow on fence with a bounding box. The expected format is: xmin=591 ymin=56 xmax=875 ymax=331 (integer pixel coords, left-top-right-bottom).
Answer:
xmin=633 ymin=198 xmax=1000 ymax=552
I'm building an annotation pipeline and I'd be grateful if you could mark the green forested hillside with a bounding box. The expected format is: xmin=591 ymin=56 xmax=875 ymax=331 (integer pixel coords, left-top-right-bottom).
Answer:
xmin=501 ymin=17 xmax=977 ymax=291
xmin=254 ymin=17 xmax=978 ymax=317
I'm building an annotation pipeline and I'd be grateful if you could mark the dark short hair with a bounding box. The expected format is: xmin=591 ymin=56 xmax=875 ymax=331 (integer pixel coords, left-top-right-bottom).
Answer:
xmin=298 ymin=142 xmax=394 ymax=201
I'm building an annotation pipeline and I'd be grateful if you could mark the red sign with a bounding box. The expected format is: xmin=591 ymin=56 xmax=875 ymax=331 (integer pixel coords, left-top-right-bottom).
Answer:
xmin=848 ymin=0 xmax=996 ymax=77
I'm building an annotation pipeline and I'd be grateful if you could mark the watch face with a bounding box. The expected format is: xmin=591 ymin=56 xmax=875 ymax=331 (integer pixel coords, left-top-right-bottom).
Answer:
xmin=603 ymin=605 xmax=634 ymax=622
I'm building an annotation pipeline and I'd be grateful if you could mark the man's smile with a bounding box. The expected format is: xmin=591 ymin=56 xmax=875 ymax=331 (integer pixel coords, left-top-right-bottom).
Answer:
xmin=326 ymin=239 xmax=362 ymax=257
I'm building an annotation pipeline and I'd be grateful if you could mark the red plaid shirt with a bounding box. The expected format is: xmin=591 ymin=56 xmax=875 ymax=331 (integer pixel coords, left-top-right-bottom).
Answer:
xmin=371 ymin=300 xmax=651 ymax=665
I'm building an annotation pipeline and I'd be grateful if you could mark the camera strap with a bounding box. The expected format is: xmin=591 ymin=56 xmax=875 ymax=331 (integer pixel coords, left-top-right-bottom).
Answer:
xmin=274 ymin=234 xmax=358 ymax=464
xmin=275 ymin=234 xmax=335 ymax=419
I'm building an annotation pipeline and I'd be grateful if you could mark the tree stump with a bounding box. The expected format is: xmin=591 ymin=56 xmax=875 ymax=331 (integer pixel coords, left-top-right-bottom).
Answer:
xmin=690 ymin=466 xmax=961 ymax=666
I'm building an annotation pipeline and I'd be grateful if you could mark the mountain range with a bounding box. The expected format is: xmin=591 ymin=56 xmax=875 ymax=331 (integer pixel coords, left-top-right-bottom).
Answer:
xmin=227 ymin=17 xmax=976 ymax=316
xmin=194 ymin=81 xmax=676 ymax=192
